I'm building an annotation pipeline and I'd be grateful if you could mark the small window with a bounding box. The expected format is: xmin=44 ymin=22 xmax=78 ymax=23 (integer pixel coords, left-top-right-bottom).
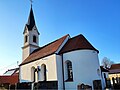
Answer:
xmin=41 ymin=64 xmax=47 ymax=81
xmin=37 ymin=66 xmax=41 ymax=81
xmin=33 ymin=35 xmax=37 ymax=43
xmin=66 ymin=61 xmax=73 ymax=81
xmin=31 ymin=66 xmax=35 ymax=82
xmin=25 ymin=35 xmax=28 ymax=43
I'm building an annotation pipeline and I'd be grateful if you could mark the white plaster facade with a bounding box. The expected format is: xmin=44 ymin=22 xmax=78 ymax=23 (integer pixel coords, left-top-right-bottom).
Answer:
xmin=62 ymin=50 xmax=102 ymax=89
xmin=20 ymin=49 xmax=103 ymax=89
xmin=20 ymin=54 xmax=64 ymax=89
xmin=20 ymin=54 xmax=57 ymax=82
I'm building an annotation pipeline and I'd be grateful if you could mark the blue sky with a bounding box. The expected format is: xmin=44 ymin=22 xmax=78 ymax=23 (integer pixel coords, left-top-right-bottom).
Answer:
xmin=0 ymin=0 xmax=120 ymax=74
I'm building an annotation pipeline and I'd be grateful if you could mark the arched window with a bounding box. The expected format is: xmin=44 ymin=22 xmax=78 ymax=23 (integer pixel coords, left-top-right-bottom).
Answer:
xmin=37 ymin=66 xmax=41 ymax=81
xmin=33 ymin=35 xmax=37 ymax=43
xmin=25 ymin=35 xmax=28 ymax=43
xmin=31 ymin=66 xmax=35 ymax=82
xmin=65 ymin=60 xmax=73 ymax=81
xmin=41 ymin=64 xmax=47 ymax=81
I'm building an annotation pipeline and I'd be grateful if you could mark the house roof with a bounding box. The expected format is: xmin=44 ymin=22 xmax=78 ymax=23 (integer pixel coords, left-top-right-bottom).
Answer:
xmin=109 ymin=63 xmax=120 ymax=74
xmin=0 ymin=75 xmax=19 ymax=85
xmin=110 ymin=63 xmax=120 ymax=70
xmin=59 ymin=34 xmax=99 ymax=54
xmin=3 ymin=68 xmax=19 ymax=76
xmin=0 ymin=68 xmax=19 ymax=85
xmin=20 ymin=34 xmax=69 ymax=65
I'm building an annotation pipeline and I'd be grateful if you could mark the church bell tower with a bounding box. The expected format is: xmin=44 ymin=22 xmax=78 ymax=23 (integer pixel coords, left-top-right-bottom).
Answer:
xmin=22 ymin=5 xmax=39 ymax=61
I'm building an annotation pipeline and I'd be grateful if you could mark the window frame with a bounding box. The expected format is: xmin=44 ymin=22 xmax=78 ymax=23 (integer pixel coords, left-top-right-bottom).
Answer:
xmin=33 ymin=35 xmax=37 ymax=43
xmin=65 ymin=60 xmax=73 ymax=82
xmin=25 ymin=35 xmax=28 ymax=43
xmin=31 ymin=66 xmax=36 ymax=82
xmin=41 ymin=64 xmax=47 ymax=81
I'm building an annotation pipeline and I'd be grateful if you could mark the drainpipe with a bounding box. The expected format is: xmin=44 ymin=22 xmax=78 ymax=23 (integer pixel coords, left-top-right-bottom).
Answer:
xmin=61 ymin=54 xmax=65 ymax=90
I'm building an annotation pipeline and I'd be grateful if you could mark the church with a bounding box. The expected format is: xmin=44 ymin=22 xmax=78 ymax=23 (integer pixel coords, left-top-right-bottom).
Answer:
xmin=19 ymin=5 xmax=103 ymax=89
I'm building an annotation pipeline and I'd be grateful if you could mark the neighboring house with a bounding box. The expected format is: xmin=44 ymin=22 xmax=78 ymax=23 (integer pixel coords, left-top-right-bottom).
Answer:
xmin=108 ymin=63 xmax=120 ymax=85
xmin=0 ymin=68 xmax=19 ymax=89
xmin=19 ymin=5 xmax=103 ymax=90
xmin=3 ymin=68 xmax=19 ymax=76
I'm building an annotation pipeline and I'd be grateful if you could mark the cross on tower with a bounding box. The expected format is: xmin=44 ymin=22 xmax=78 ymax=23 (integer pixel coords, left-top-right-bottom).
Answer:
xmin=30 ymin=0 xmax=33 ymax=6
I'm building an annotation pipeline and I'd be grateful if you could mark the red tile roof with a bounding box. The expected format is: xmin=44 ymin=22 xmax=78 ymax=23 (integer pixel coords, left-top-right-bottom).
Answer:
xmin=4 ymin=68 xmax=19 ymax=76
xmin=59 ymin=34 xmax=99 ymax=54
xmin=109 ymin=64 xmax=120 ymax=74
xmin=20 ymin=34 xmax=69 ymax=65
xmin=110 ymin=63 xmax=120 ymax=70
xmin=0 ymin=75 xmax=18 ymax=84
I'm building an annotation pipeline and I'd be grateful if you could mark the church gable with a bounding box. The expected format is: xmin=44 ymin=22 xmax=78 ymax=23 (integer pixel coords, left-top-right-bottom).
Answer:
xmin=32 ymin=25 xmax=39 ymax=35
xmin=23 ymin=25 xmax=28 ymax=34
xmin=59 ymin=34 xmax=99 ymax=54
xmin=20 ymin=34 xmax=69 ymax=65
xmin=23 ymin=24 xmax=39 ymax=36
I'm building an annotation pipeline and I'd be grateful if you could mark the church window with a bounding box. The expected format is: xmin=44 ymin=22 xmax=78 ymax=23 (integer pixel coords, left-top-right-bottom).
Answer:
xmin=25 ymin=35 xmax=28 ymax=43
xmin=37 ymin=66 xmax=40 ymax=81
xmin=65 ymin=60 xmax=73 ymax=81
xmin=41 ymin=64 xmax=47 ymax=81
xmin=31 ymin=66 xmax=35 ymax=82
xmin=33 ymin=35 xmax=37 ymax=43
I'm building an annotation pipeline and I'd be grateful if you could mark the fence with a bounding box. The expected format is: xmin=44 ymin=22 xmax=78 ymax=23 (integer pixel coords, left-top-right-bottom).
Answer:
xmin=0 ymin=81 xmax=58 ymax=90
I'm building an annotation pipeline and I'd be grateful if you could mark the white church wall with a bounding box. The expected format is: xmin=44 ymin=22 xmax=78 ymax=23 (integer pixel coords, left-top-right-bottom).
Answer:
xmin=22 ymin=47 xmax=30 ymax=61
xmin=56 ymin=55 xmax=63 ymax=89
xmin=20 ymin=54 xmax=58 ymax=82
xmin=24 ymin=26 xmax=39 ymax=47
xmin=23 ymin=28 xmax=29 ymax=46
xmin=46 ymin=54 xmax=57 ymax=81
xmin=22 ymin=46 xmax=38 ymax=61
xmin=29 ymin=29 xmax=39 ymax=46
xmin=63 ymin=50 xmax=102 ymax=89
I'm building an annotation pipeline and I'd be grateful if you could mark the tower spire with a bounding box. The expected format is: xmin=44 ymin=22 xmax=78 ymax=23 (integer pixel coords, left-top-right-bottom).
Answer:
xmin=23 ymin=0 xmax=39 ymax=34
xmin=27 ymin=0 xmax=35 ymax=30
xmin=26 ymin=6 xmax=35 ymax=30
xmin=30 ymin=0 xmax=33 ymax=7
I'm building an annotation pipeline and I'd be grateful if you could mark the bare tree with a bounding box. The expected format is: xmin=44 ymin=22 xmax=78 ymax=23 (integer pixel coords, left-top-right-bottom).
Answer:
xmin=102 ymin=57 xmax=114 ymax=69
